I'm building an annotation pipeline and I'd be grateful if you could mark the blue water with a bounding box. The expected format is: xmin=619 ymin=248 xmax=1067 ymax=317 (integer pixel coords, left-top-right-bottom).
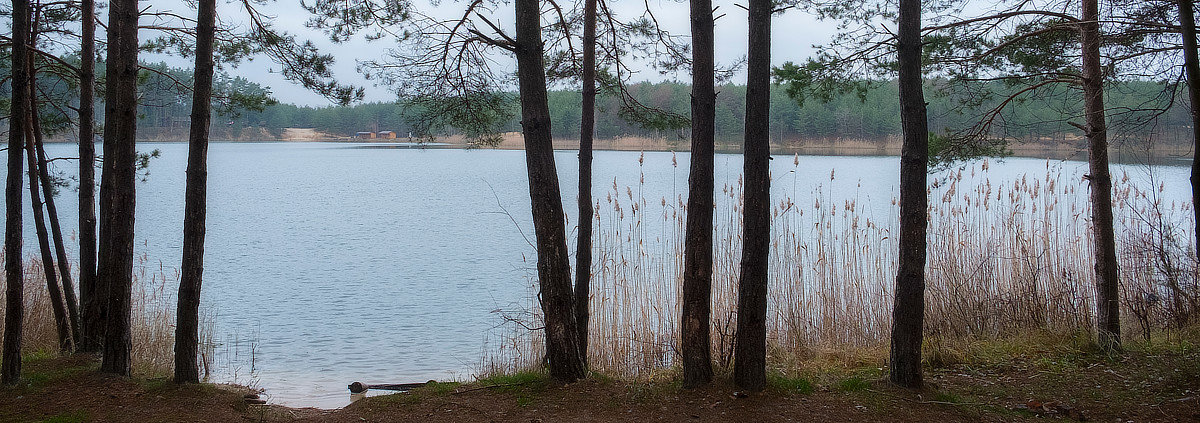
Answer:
xmin=11 ymin=142 xmax=1193 ymax=407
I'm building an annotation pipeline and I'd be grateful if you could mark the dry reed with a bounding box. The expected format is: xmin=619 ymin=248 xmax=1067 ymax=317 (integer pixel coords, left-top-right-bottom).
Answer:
xmin=484 ymin=157 xmax=1197 ymax=378
xmin=0 ymin=253 xmax=215 ymax=377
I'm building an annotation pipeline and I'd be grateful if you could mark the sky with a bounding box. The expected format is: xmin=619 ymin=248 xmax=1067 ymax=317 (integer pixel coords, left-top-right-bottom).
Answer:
xmin=147 ymin=0 xmax=843 ymax=107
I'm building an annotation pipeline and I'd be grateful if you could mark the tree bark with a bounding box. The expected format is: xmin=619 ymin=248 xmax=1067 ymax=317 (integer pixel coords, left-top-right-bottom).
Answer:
xmin=1081 ymin=0 xmax=1121 ymax=352
xmin=515 ymin=0 xmax=587 ymax=383
xmin=682 ymin=0 xmax=716 ymax=389
xmin=733 ymin=0 xmax=771 ymax=392
xmin=34 ymin=110 xmax=82 ymax=346
xmin=574 ymin=0 xmax=597 ymax=361
xmin=98 ymin=0 xmax=140 ymax=376
xmin=1179 ymin=0 xmax=1200 ymax=264
xmin=77 ymin=0 xmax=101 ymax=353
xmin=175 ymin=0 xmax=217 ymax=384
xmin=25 ymin=80 xmax=74 ymax=353
xmin=889 ymin=0 xmax=929 ymax=389
xmin=2 ymin=0 xmax=30 ymax=386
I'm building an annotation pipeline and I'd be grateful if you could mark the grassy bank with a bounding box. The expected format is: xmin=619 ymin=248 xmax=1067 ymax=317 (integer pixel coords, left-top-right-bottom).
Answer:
xmin=1 ymin=331 xmax=1196 ymax=421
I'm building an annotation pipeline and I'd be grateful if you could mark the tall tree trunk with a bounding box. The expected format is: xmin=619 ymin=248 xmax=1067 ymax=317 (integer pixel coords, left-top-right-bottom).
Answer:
xmin=2 ymin=0 xmax=30 ymax=386
xmin=733 ymin=0 xmax=771 ymax=392
xmin=34 ymin=110 xmax=82 ymax=345
xmin=682 ymin=0 xmax=716 ymax=389
xmin=25 ymin=81 xmax=74 ymax=353
xmin=98 ymin=0 xmax=140 ymax=376
xmin=1179 ymin=0 xmax=1200 ymax=263
xmin=515 ymin=0 xmax=587 ymax=383
xmin=77 ymin=0 xmax=100 ymax=353
xmin=1081 ymin=0 xmax=1121 ymax=352
xmin=889 ymin=0 xmax=929 ymax=389
xmin=574 ymin=0 xmax=597 ymax=362
xmin=175 ymin=0 xmax=217 ymax=384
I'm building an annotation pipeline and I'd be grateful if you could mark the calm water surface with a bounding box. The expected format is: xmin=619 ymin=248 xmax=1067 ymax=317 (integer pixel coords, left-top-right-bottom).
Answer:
xmin=16 ymin=142 xmax=1192 ymax=407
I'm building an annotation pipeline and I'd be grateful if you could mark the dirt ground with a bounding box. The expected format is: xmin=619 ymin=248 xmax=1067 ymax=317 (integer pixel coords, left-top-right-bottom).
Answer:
xmin=2 ymin=341 xmax=1198 ymax=423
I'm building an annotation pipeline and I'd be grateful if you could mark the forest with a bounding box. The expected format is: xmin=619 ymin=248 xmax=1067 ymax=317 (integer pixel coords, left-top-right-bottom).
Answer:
xmin=217 ymin=79 xmax=1198 ymax=146
xmin=1 ymin=0 xmax=1199 ymax=421
xmin=44 ymin=63 xmax=1197 ymax=147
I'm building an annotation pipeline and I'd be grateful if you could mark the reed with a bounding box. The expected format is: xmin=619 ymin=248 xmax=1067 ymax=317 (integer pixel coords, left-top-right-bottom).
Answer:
xmin=0 ymin=253 xmax=216 ymax=377
xmin=485 ymin=157 xmax=1197 ymax=378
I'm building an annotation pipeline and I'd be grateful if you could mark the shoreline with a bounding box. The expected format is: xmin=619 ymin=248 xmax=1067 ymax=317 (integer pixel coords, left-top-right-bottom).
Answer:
xmin=4 ymin=338 xmax=1198 ymax=420
xmin=45 ymin=133 xmax=1193 ymax=163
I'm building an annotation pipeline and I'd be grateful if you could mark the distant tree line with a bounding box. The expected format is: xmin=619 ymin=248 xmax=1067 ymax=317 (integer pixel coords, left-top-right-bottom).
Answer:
xmin=159 ymin=77 xmax=1192 ymax=146
xmin=12 ymin=63 xmax=1190 ymax=147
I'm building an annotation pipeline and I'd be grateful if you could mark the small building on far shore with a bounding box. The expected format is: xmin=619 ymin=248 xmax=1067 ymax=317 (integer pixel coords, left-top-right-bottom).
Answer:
xmin=356 ymin=131 xmax=376 ymax=139
xmin=378 ymin=131 xmax=396 ymax=139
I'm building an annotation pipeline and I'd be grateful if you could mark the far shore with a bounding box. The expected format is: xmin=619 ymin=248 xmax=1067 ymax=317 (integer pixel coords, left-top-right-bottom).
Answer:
xmin=42 ymin=127 xmax=1194 ymax=162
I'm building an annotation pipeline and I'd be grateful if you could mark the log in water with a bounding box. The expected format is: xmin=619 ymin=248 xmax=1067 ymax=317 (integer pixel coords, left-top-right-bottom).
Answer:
xmin=347 ymin=381 xmax=428 ymax=393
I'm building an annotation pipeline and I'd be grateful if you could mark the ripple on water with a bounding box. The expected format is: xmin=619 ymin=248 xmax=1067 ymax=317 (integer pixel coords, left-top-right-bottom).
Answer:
xmin=15 ymin=143 xmax=1192 ymax=407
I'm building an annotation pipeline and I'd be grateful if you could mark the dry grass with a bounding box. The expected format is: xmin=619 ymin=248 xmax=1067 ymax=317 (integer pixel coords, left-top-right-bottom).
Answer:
xmin=0 ymin=253 xmax=215 ymax=377
xmin=484 ymin=156 xmax=1198 ymax=379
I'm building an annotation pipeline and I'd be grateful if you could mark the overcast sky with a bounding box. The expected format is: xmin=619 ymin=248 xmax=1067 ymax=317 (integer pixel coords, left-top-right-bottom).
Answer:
xmin=151 ymin=0 xmax=842 ymax=107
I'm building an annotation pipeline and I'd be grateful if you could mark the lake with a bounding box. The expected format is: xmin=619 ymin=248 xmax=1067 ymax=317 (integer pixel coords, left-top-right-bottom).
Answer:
xmin=12 ymin=142 xmax=1193 ymax=407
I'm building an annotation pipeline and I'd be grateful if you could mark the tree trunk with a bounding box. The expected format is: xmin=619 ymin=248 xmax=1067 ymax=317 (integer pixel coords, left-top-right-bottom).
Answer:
xmin=1081 ymin=0 xmax=1121 ymax=352
xmin=78 ymin=0 xmax=101 ymax=353
xmin=1179 ymin=0 xmax=1200 ymax=263
xmin=175 ymin=0 xmax=217 ymax=384
xmin=574 ymin=0 xmax=597 ymax=361
xmin=2 ymin=0 xmax=30 ymax=386
xmin=733 ymin=0 xmax=771 ymax=392
xmin=889 ymin=0 xmax=929 ymax=389
xmin=98 ymin=0 xmax=140 ymax=376
xmin=34 ymin=110 xmax=82 ymax=345
xmin=25 ymin=82 xmax=74 ymax=353
xmin=514 ymin=0 xmax=587 ymax=383
xmin=682 ymin=0 xmax=716 ymax=389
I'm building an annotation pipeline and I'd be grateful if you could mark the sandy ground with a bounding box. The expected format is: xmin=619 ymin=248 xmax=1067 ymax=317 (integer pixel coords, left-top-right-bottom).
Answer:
xmin=39 ymin=125 xmax=1192 ymax=161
